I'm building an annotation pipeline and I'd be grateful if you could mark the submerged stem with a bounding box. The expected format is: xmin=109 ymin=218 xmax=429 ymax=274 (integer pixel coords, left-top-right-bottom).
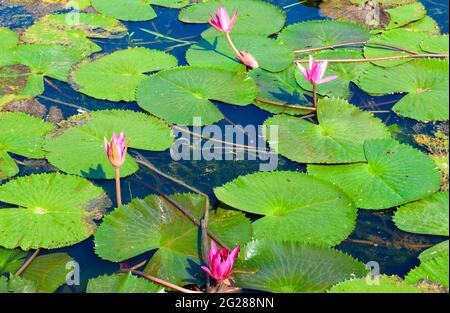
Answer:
xmin=293 ymin=41 xmax=422 ymax=55
xmin=15 ymin=249 xmax=40 ymax=276
xmin=115 ymin=168 xmax=122 ymax=207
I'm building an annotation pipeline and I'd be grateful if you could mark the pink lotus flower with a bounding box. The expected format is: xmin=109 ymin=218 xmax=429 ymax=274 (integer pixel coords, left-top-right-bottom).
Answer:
xmin=209 ymin=6 xmax=238 ymax=33
xmin=297 ymin=55 xmax=338 ymax=85
xmin=201 ymin=240 xmax=240 ymax=282
xmin=104 ymin=132 xmax=129 ymax=169
xmin=237 ymin=51 xmax=259 ymax=69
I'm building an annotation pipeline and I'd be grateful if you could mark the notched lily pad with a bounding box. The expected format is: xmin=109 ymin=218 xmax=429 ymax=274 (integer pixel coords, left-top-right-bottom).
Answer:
xmin=328 ymin=275 xmax=424 ymax=293
xmin=87 ymin=272 xmax=164 ymax=293
xmin=92 ymin=0 xmax=157 ymax=22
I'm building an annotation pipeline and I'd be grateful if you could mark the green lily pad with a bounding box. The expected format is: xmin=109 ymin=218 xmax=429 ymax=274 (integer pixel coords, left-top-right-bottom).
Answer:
xmin=87 ymin=272 xmax=163 ymax=293
xmin=0 ymin=44 xmax=83 ymax=97
xmin=22 ymin=13 xmax=127 ymax=57
xmin=363 ymin=29 xmax=428 ymax=67
xmin=0 ymin=27 xmax=18 ymax=51
xmin=308 ymin=139 xmax=441 ymax=210
xmin=403 ymin=16 xmax=440 ymax=34
xmin=95 ymin=193 xmax=252 ymax=286
xmin=186 ymin=33 xmax=294 ymax=73
xmin=328 ymin=275 xmax=424 ymax=293
xmin=0 ymin=173 xmax=110 ymax=250
xmin=22 ymin=253 xmax=73 ymax=293
xmin=393 ymin=192 xmax=449 ymax=236
xmin=0 ymin=275 xmax=37 ymax=293
xmin=92 ymin=0 xmax=157 ymax=21
xmin=420 ymin=35 xmax=449 ymax=54
xmin=45 ymin=110 xmax=173 ymax=179
xmin=419 ymin=240 xmax=449 ymax=262
xmin=179 ymin=0 xmax=285 ymax=36
xmin=149 ymin=0 xmax=189 ymax=8
xmin=136 ymin=66 xmax=257 ymax=125
xmin=234 ymin=240 xmax=367 ymax=293
xmin=0 ymin=112 xmax=55 ymax=180
xmin=263 ymin=98 xmax=391 ymax=164
xmin=0 ymin=247 xmax=27 ymax=274
xmin=277 ymin=20 xmax=370 ymax=51
xmin=406 ymin=254 xmax=449 ymax=288
xmin=248 ymin=65 xmax=311 ymax=116
xmin=357 ymin=59 xmax=449 ymax=121
xmin=295 ymin=50 xmax=370 ymax=98
xmin=70 ymin=47 xmax=178 ymax=102
xmin=385 ymin=2 xmax=426 ymax=30
xmin=214 ymin=171 xmax=357 ymax=246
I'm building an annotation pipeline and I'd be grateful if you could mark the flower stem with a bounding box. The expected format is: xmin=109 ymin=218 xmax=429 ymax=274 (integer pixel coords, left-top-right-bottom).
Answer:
xmin=115 ymin=168 xmax=122 ymax=207
xmin=15 ymin=249 xmax=40 ymax=276
xmin=225 ymin=31 xmax=240 ymax=57
xmin=255 ymin=98 xmax=316 ymax=111
xmin=312 ymin=83 xmax=318 ymax=110
xmin=295 ymin=53 xmax=448 ymax=64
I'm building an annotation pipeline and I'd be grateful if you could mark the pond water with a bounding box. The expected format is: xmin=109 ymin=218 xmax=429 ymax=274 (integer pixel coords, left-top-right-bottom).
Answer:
xmin=0 ymin=0 xmax=448 ymax=292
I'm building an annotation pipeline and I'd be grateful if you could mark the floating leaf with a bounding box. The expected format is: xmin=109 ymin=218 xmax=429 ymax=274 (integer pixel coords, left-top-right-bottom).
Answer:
xmin=86 ymin=272 xmax=163 ymax=293
xmin=95 ymin=193 xmax=252 ymax=285
xmin=0 ymin=275 xmax=36 ymax=293
xmin=420 ymin=35 xmax=449 ymax=54
xmin=385 ymin=2 xmax=426 ymax=30
xmin=45 ymin=110 xmax=173 ymax=179
xmin=0 ymin=112 xmax=55 ymax=180
xmin=363 ymin=29 xmax=428 ymax=67
xmin=328 ymin=275 xmax=424 ymax=293
xmin=248 ymin=65 xmax=311 ymax=116
xmin=0 ymin=27 xmax=18 ymax=51
xmin=179 ymin=0 xmax=285 ymax=36
xmin=393 ymin=192 xmax=449 ymax=236
xmin=308 ymin=139 xmax=441 ymax=210
xmin=419 ymin=240 xmax=449 ymax=262
xmin=214 ymin=171 xmax=357 ymax=246
xmin=149 ymin=0 xmax=189 ymax=8
xmin=234 ymin=240 xmax=367 ymax=293
xmin=264 ymin=98 xmax=390 ymax=164
xmin=92 ymin=0 xmax=157 ymax=21
xmin=70 ymin=47 xmax=178 ymax=102
xmin=295 ymin=50 xmax=370 ymax=98
xmin=277 ymin=20 xmax=370 ymax=51
xmin=403 ymin=16 xmax=440 ymax=34
xmin=136 ymin=66 xmax=257 ymax=125
xmin=406 ymin=254 xmax=449 ymax=288
xmin=186 ymin=33 xmax=294 ymax=73
xmin=0 ymin=247 xmax=27 ymax=274
xmin=21 ymin=13 xmax=127 ymax=57
xmin=357 ymin=59 xmax=449 ymax=121
xmin=22 ymin=253 xmax=73 ymax=293
xmin=0 ymin=173 xmax=110 ymax=250
xmin=0 ymin=44 xmax=83 ymax=97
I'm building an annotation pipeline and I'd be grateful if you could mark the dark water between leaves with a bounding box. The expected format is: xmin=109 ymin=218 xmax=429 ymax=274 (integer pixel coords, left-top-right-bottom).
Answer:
xmin=0 ymin=0 xmax=448 ymax=292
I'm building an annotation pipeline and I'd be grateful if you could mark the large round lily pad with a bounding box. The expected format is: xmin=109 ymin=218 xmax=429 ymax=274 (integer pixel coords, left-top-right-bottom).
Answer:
xmin=0 ymin=173 xmax=110 ymax=250
xmin=420 ymin=35 xmax=449 ymax=54
xmin=385 ymin=2 xmax=426 ymax=30
xmin=136 ymin=66 xmax=257 ymax=125
xmin=406 ymin=254 xmax=449 ymax=288
xmin=277 ymin=20 xmax=370 ymax=51
xmin=357 ymin=59 xmax=449 ymax=121
xmin=214 ymin=171 xmax=357 ymax=246
xmin=249 ymin=65 xmax=311 ymax=116
xmin=179 ymin=0 xmax=286 ymax=36
xmin=95 ymin=193 xmax=252 ymax=286
xmin=45 ymin=110 xmax=173 ymax=179
xmin=186 ymin=34 xmax=294 ymax=73
xmin=295 ymin=49 xmax=370 ymax=98
xmin=0 ymin=112 xmax=55 ymax=180
xmin=263 ymin=98 xmax=391 ymax=164
xmin=308 ymin=139 xmax=441 ymax=210
xmin=87 ymin=273 xmax=163 ymax=293
xmin=363 ymin=29 xmax=428 ymax=67
xmin=234 ymin=240 xmax=367 ymax=293
xmin=92 ymin=0 xmax=157 ymax=21
xmin=393 ymin=192 xmax=449 ymax=236
xmin=70 ymin=47 xmax=178 ymax=102
xmin=328 ymin=275 xmax=424 ymax=293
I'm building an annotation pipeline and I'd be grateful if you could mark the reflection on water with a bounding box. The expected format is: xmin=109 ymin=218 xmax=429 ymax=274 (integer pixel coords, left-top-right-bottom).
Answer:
xmin=0 ymin=0 xmax=448 ymax=292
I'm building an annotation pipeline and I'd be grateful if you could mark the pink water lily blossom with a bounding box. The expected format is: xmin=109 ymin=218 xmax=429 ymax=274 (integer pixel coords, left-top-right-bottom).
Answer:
xmin=209 ymin=6 xmax=238 ymax=33
xmin=237 ymin=51 xmax=259 ymax=69
xmin=297 ymin=55 xmax=338 ymax=85
xmin=201 ymin=240 xmax=240 ymax=282
xmin=104 ymin=132 xmax=129 ymax=169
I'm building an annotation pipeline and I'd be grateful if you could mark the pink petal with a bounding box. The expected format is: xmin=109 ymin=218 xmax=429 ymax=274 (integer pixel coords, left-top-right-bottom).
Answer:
xmin=229 ymin=11 xmax=238 ymax=29
xmin=318 ymin=75 xmax=338 ymax=84
xmin=317 ymin=61 xmax=328 ymax=80
xmin=296 ymin=63 xmax=309 ymax=81
xmin=201 ymin=266 xmax=213 ymax=277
